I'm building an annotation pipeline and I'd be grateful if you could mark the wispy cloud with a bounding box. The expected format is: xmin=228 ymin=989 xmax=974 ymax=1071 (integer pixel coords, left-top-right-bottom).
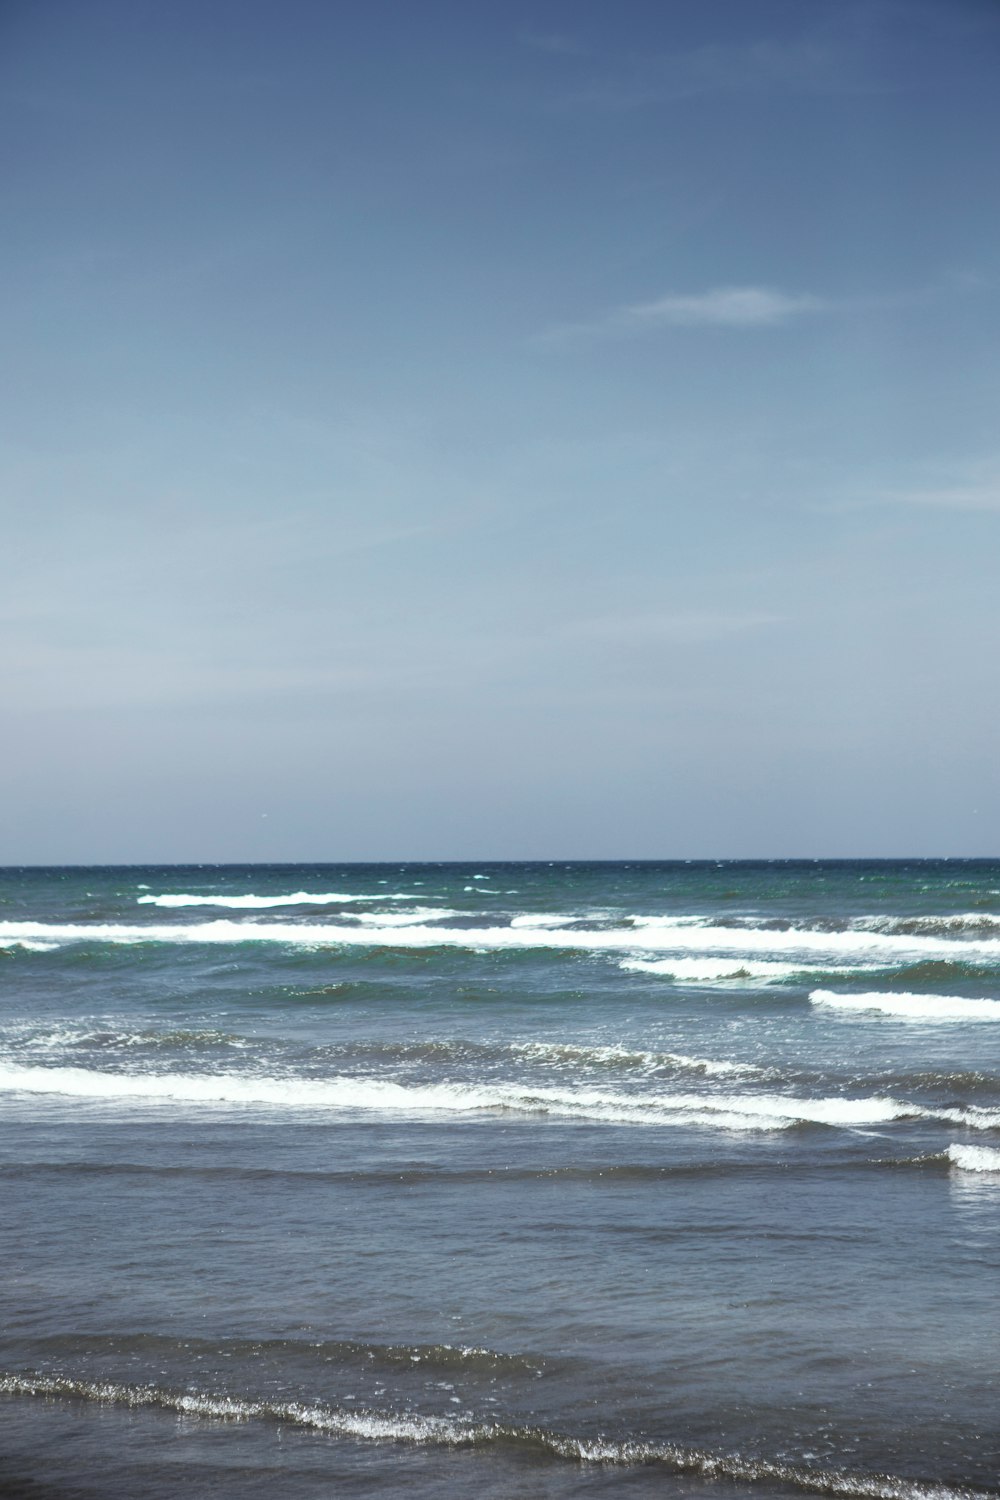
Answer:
xmin=825 ymin=460 xmax=1000 ymax=515
xmin=519 ymin=30 xmax=584 ymax=58
xmin=539 ymin=285 xmax=827 ymax=345
xmin=549 ymin=5 xmax=1000 ymax=113
xmin=562 ymin=610 xmax=782 ymax=646
xmin=879 ymin=480 xmax=1000 ymax=512
xmin=625 ymin=286 xmax=825 ymax=328
xmin=559 ymin=38 xmax=855 ymax=111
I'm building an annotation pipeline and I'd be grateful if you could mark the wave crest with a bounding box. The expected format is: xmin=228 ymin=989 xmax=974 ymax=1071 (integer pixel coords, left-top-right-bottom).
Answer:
xmin=947 ymin=1144 xmax=1000 ymax=1174
xmin=0 ymin=1063 xmax=928 ymax=1132
xmin=810 ymin=990 xmax=1000 ymax=1021
xmin=621 ymin=957 xmax=807 ymax=982
xmin=7 ymin=917 xmax=1000 ymax=964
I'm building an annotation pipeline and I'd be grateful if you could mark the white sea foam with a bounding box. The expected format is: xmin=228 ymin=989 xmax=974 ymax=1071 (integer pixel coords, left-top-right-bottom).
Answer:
xmin=0 ymin=1062 xmax=924 ymax=1132
xmin=0 ymin=1372 xmax=472 ymax=1446
xmin=621 ymin=957 xmax=810 ymax=982
xmin=512 ymin=1040 xmax=656 ymax=1067
xmin=137 ymin=892 xmax=421 ymax=908
xmin=665 ymin=1054 xmax=761 ymax=1077
xmin=7 ymin=917 xmax=1000 ymax=964
xmin=852 ymin=913 xmax=1000 ymax=934
xmin=1 ymin=1021 xmax=250 ymax=1054
xmin=0 ymin=940 xmax=58 ymax=952
xmin=937 ymin=1104 xmax=1000 ymax=1131
xmin=0 ymin=1023 xmax=92 ymax=1050
xmin=0 ymin=1372 xmax=980 ymax=1498
xmin=947 ymin=1144 xmax=1000 ymax=1173
xmin=0 ymin=1064 xmax=476 ymax=1113
xmin=352 ymin=908 xmax=459 ymax=926
xmin=509 ymin=1041 xmax=760 ymax=1077
xmin=810 ymin=990 xmax=1000 ymax=1021
xmin=0 ymin=1374 xmax=977 ymax=1500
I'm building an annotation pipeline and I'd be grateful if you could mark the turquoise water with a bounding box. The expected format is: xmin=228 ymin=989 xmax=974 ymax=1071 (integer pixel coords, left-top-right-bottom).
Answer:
xmin=1 ymin=861 xmax=998 ymax=1498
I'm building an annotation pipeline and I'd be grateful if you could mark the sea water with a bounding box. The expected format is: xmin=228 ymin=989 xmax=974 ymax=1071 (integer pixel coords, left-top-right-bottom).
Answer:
xmin=0 ymin=861 xmax=997 ymax=1498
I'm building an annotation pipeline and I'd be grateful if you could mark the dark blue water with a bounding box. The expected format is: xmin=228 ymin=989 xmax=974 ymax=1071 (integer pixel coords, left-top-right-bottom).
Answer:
xmin=1 ymin=862 xmax=998 ymax=1498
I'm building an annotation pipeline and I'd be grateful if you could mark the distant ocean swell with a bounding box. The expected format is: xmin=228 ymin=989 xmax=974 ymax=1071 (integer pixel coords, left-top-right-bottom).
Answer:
xmin=130 ymin=891 xmax=1000 ymax=935
xmin=0 ymin=1373 xmax=989 ymax=1500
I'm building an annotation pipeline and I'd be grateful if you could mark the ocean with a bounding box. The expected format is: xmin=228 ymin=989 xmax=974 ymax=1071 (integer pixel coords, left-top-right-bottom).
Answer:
xmin=0 ymin=860 xmax=997 ymax=1499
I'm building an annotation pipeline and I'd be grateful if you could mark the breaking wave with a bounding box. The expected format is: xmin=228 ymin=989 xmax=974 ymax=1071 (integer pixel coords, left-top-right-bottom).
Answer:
xmin=947 ymin=1144 xmax=1000 ymax=1174
xmin=6 ymin=917 xmax=1000 ymax=964
xmin=510 ymin=1041 xmax=761 ymax=1076
xmin=810 ymin=990 xmax=1000 ymax=1021
xmin=0 ymin=1029 xmax=758 ymax=1081
xmin=621 ymin=956 xmax=821 ymax=982
xmin=851 ymin=914 xmax=1000 ymax=937
xmin=0 ymin=1062 xmax=957 ymax=1131
xmin=351 ymin=908 xmax=459 ymax=926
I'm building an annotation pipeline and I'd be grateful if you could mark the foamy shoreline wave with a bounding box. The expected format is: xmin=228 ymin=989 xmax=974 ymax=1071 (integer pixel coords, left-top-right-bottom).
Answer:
xmin=0 ymin=1372 xmax=984 ymax=1500
xmin=3 ymin=1062 xmax=992 ymax=1132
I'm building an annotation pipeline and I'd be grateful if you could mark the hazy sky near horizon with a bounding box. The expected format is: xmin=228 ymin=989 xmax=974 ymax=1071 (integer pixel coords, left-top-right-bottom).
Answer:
xmin=3 ymin=0 xmax=999 ymax=861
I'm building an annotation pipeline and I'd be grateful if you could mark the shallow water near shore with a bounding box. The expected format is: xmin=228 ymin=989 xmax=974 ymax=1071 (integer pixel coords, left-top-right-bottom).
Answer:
xmin=1 ymin=861 xmax=998 ymax=1498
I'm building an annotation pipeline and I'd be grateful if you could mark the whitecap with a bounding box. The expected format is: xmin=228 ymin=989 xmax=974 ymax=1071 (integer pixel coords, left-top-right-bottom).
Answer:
xmin=509 ymin=1041 xmax=760 ymax=1077
xmin=947 ymin=1144 xmax=1000 ymax=1173
xmin=936 ymin=1104 xmax=1000 ymax=1131
xmin=810 ymin=990 xmax=1000 ymax=1021
xmin=621 ymin=957 xmax=808 ymax=982
xmin=665 ymin=1054 xmax=761 ymax=1077
xmin=352 ymin=908 xmax=460 ymax=926
xmin=852 ymin=913 xmax=1000 ymax=935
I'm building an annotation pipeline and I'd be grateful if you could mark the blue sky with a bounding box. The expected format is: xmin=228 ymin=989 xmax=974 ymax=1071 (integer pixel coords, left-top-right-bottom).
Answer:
xmin=3 ymin=0 xmax=998 ymax=860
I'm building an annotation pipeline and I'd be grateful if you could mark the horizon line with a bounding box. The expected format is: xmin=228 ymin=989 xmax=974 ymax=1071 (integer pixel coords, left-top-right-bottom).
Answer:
xmin=2 ymin=855 xmax=997 ymax=869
